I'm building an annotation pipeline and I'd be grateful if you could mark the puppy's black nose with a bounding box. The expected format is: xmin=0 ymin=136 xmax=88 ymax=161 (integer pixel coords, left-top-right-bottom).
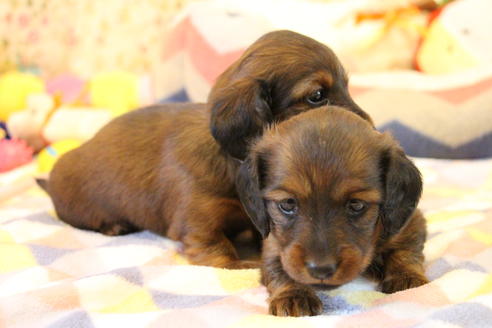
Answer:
xmin=306 ymin=261 xmax=337 ymax=280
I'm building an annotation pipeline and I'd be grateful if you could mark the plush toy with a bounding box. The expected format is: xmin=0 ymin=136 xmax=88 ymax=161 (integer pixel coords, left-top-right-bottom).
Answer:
xmin=5 ymin=71 xmax=148 ymax=155
xmin=416 ymin=0 xmax=492 ymax=74
xmin=42 ymin=108 xmax=112 ymax=143
xmin=0 ymin=138 xmax=34 ymax=173
xmin=37 ymin=139 xmax=82 ymax=173
xmin=7 ymin=93 xmax=56 ymax=152
xmin=344 ymin=1 xmax=435 ymax=73
xmin=90 ymin=71 xmax=140 ymax=117
xmin=0 ymin=71 xmax=44 ymax=121
xmin=46 ymin=74 xmax=86 ymax=104
xmin=8 ymin=92 xmax=113 ymax=150
xmin=0 ymin=122 xmax=9 ymax=140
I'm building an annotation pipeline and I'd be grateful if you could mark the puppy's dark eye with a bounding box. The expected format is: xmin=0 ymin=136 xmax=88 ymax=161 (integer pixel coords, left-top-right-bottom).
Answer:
xmin=306 ymin=89 xmax=328 ymax=106
xmin=278 ymin=198 xmax=298 ymax=216
xmin=346 ymin=199 xmax=367 ymax=216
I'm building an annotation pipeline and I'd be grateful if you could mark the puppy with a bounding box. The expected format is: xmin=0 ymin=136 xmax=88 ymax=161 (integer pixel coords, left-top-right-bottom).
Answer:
xmin=209 ymin=30 xmax=372 ymax=160
xmin=236 ymin=107 xmax=428 ymax=316
xmin=40 ymin=103 xmax=258 ymax=269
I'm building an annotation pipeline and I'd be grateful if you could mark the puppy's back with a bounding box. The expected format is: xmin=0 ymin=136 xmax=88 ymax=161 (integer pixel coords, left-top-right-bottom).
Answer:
xmin=46 ymin=103 xmax=216 ymax=234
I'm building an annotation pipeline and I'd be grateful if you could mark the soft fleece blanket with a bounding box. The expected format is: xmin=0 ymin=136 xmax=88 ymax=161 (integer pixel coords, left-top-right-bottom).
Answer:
xmin=1 ymin=158 xmax=492 ymax=328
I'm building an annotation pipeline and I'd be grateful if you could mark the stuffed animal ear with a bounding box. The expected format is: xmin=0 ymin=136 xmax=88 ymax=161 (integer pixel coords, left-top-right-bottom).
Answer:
xmin=235 ymin=151 xmax=270 ymax=238
xmin=380 ymin=147 xmax=423 ymax=238
xmin=209 ymin=78 xmax=272 ymax=160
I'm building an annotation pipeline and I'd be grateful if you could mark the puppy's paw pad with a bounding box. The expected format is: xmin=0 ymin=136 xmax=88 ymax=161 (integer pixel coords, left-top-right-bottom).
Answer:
xmin=381 ymin=274 xmax=428 ymax=294
xmin=269 ymin=290 xmax=322 ymax=317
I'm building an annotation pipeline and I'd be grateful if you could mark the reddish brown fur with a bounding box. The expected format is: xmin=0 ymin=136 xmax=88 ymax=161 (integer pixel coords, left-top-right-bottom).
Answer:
xmin=46 ymin=103 xmax=258 ymax=268
xmin=235 ymin=107 xmax=428 ymax=316
xmin=43 ymin=30 xmax=371 ymax=270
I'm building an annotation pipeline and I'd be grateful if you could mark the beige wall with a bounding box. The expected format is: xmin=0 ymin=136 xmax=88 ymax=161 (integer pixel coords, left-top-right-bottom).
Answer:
xmin=0 ymin=0 xmax=200 ymax=78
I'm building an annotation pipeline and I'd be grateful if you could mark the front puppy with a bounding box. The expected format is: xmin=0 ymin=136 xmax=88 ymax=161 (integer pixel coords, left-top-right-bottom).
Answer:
xmin=236 ymin=107 xmax=428 ymax=317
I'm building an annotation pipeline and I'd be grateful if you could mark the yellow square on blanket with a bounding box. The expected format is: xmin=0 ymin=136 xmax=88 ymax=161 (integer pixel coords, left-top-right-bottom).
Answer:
xmin=0 ymin=243 xmax=37 ymax=273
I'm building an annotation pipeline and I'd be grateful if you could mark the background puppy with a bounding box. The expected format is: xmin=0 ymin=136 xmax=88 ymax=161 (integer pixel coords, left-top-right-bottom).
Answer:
xmin=209 ymin=30 xmax=372 ymax=160
xmin=41 ymin=103 xmax=258 ymax=269
xmin=236 ymin=107 xmax=428 ymax=317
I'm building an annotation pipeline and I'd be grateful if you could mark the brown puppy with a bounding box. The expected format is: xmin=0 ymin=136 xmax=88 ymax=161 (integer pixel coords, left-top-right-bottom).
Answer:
xmin=42 ymin=103 xmax=256 ymax=269
xmin=209 ymin=30 xmax=372 ymax=160
xmin=236 ymin=107 xmax=428 ymax=316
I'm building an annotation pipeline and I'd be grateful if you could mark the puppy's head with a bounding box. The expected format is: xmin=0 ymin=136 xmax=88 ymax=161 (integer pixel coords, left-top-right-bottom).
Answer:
xmin=209 ymin=30 xmax=371 ymax=160
xmin=236 ymin=107 xmax=421 ymax=287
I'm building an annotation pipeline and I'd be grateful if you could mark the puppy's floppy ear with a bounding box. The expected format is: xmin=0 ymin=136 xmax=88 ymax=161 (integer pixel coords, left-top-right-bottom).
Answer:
xmin=380 ymin=147 xmax=422 ymax=238
xmin=235 ymin=151 xmax=270 ymax=238
xmin=209 ymin=78 xmax=272 ymax=160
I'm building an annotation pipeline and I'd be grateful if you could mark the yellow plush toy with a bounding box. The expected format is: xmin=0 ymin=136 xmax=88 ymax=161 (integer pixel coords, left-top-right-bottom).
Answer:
xmin=0 ymin=71 xmax=44 ymax=121
xmin=417 ymin=0 xmax=492 ymax=74
xmin=37 ymin=139 xmax=82 ymax=173
xmin=90 ymin=71 xmax=140 ymax=117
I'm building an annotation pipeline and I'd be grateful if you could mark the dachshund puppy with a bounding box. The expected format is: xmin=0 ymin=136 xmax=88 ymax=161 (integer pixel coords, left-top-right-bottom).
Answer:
xmin=40 ymin=103 xmax=258 ymax=269
xmin=209 ymin=30 xmax=372 ymax=160
xmin=236 ymin=107 xmax=428 ymax=316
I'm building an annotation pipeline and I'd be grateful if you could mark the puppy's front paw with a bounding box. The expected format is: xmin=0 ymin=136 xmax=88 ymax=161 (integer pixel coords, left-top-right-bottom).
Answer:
xmin=381 ymin=274 xmax=428 ymax=294
xmin=269 ymin=289 xmax=322 ymax=317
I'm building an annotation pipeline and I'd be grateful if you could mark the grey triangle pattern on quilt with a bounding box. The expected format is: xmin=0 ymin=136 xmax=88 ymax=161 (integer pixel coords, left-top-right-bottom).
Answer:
xmin=379 ymin=121 xmax=492 ymax=159
xmin=317 ymin=292 xmax=363 ymax=316
xmin=47 ymin=310 xmax=95 ymax=328
xmin=109 ymin=267 xmax=144 ymax=286
xmin=149 ymin=290 xmax=225 ymax=309
xmin=431 ymin=303 xmax=492 ymax=327
xmin=426 ymin=258 xmax=488 ymax=280
xmin=27 ymin=244 xmax=73 ymax=266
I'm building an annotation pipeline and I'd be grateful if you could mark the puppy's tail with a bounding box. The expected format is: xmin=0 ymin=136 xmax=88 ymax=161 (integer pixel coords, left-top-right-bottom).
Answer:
xmin=35 ymin=178 xmax=49 ymax=193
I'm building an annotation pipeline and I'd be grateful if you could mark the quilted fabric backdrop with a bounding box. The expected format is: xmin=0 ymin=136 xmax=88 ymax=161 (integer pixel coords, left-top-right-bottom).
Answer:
xmin=1 ymin=0 xmax=492 ymax=159
xmin=158 ymin=1 xmax=492 ymax=159
xmin=350 ymin=69 xmax=492 ymax=159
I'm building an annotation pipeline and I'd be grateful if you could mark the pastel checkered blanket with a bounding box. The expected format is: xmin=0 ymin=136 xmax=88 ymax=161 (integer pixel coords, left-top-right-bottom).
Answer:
xmin=1 ymin=158 xmax=492 ymax=327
